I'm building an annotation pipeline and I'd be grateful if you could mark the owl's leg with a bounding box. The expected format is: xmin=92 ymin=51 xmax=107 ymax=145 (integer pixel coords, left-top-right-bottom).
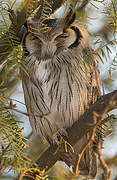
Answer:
xmin=52 ymin=128 xmax=68 ymax=145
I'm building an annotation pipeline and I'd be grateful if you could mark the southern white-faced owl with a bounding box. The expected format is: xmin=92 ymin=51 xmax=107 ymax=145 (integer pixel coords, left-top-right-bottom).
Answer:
xmin=21 ymin=6 xmax=101 ymax=178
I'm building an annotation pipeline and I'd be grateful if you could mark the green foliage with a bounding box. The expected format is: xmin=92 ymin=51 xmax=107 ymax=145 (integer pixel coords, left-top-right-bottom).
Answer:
xmin=0 ymin=1 xmax=33 ymax=178
xmin=0 ymin=95 xmax=33 ymax=176
xmin=93 ymin=0 xmax=117 ymax=87
xmin=103 ymin=0 xmax=117 ymax=35
xmin=0 ymin=0 xmax=26 ymax=92
xmin=0 ymin=0 xmax=20 ymax=49
xmin=24 ymin=0 xmax=39 ymax=18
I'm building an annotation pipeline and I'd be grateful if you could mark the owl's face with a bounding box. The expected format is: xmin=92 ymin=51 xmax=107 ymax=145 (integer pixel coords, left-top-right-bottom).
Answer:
xmin=24 ymin=7 xmax=89 ymax=60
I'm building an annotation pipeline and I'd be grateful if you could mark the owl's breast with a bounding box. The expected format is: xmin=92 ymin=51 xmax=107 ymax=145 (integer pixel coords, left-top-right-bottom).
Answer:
xmin=35 ymin=61 xmax=50 ymax=85
xmin=35 ymin=58 xmax=88 ymax=124
xmin=22 ymin=54 xmax=89 ymax=140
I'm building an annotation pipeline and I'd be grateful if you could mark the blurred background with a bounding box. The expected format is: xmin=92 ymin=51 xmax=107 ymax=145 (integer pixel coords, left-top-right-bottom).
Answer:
xmin=0 ymin=0 xmax=116 ymax=179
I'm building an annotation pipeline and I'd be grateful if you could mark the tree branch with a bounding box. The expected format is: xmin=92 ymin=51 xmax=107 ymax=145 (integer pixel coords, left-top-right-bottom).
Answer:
xmin=98 ymin=142 xmax=111 ymax=180
xmin=35 ymin=89 xmax=117 ymax=171
xmin=0 ymin=0 xmax=40 ymax=64
xmin=0 ymin=0 xmax=67 ymax=64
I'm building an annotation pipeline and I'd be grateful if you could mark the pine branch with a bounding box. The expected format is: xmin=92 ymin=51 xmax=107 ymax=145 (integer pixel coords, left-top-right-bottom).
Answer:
xmin=98 ymin=142 xmax=111 ymax=180
xmin=0 ymin=0 xmax=40 ymax=64
xmin=0 ymin=0 xmax=66 ymax=64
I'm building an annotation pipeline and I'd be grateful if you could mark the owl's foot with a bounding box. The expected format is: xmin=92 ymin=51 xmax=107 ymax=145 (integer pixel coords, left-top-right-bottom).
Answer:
xmin=52 ymin=128 xmax=68 ymax=145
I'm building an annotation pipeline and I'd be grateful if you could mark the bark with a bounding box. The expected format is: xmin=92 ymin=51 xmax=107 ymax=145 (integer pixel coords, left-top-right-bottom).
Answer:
xmin=36 ymin=89 xmax=117 ymax=171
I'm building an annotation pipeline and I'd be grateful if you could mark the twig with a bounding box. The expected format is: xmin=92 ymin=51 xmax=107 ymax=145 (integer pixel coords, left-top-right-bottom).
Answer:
xmin=77 ymin=0 xmax=91 ymax=11
xmin=0 ymin=105 xmax=50 ymax=118
xmin=98 ymin=142 xmax=111 ymax=180
xmin=0 ymin=0 xmax=41 ymax=64
xmin=75 ymin=109 xmax=106 ymax=175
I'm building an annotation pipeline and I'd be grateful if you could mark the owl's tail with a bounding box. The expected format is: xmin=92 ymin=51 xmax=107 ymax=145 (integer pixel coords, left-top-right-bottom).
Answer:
xmin=60 ymin=133 xmax=97 ymax=178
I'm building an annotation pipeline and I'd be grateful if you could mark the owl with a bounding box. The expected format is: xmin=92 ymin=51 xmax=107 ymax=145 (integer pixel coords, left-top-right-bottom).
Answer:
xmin=21 ymin=6 xmax=101 ymax=178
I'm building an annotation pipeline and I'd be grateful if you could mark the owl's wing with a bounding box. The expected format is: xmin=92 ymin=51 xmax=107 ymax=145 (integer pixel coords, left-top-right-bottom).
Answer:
xmin=77 ymin=48 xmax=101 ymax=177
xmin=90 ymin=58 xmax=101 ymax=106
xmin=84 ymin=47 xmax=101 ymax=106
xmin=60 ymin=48 xmax=101 ymax=178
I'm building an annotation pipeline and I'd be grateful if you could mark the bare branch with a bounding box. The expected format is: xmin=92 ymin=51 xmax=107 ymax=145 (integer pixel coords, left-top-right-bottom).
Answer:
xmin=35 ymin=89 xmax=117 ymax=172
xmin=98 ymin=142 xmax=111 ymax=180
xmin=0 ymin=104 xmax=50 ymax=118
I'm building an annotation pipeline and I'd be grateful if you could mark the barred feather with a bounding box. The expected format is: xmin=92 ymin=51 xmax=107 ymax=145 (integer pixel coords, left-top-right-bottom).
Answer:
xmin=21 ymin=7 xmax=101 ymax=178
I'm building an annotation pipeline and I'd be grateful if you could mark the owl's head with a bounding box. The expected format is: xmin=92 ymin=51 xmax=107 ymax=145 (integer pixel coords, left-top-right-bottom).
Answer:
xmin=23 ymin=6 xmax=89 ymax=59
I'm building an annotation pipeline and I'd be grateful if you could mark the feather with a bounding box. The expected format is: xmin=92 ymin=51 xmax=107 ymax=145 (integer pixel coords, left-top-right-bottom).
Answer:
xmin=21 ymin=6 xmax=101 ymax=178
